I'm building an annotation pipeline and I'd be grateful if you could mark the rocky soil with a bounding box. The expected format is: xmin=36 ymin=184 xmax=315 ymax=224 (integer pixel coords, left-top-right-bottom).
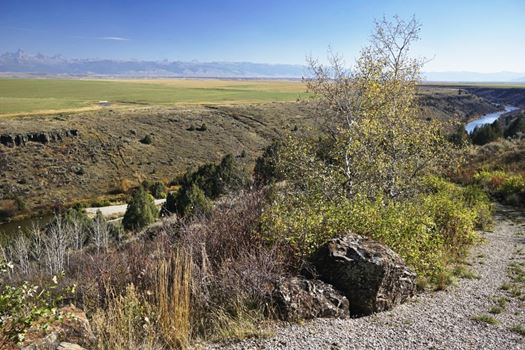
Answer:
xmin=209 ymin=205 xmax=525 ymax=350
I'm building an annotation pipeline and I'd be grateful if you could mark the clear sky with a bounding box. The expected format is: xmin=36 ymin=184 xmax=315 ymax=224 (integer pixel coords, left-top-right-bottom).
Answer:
xmin=0 ymin=0 xmax=524 ymax=73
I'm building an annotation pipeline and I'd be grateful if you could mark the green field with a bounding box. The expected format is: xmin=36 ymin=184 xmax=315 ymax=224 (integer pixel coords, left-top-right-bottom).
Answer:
xmin=0 ymin=78 xmax=306 ymax=115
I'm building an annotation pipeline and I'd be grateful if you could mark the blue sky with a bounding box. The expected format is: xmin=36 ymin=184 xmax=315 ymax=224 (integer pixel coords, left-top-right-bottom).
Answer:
xmin=0 ymin=0 xmax=524 ymax=72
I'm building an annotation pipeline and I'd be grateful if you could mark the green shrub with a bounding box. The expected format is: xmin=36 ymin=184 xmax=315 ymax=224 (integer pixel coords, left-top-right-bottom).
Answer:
xmin=472 ymin=314 xmax=498 ymax=325
xmin=510 ymin=324 xmax=525 ymax=336
xmin=504 ymin=114 xmax=525 ymax=138
xmin=164 ymin=184 xmax=212 ymax=217
xmin=179 ymin=154 xmax=246 ymax=200
xmin=488 ymin=306 xmax=504 ymax=314
xmin=140 ymin=135 xmax=153 ymax=145
xmin=253 ymin=141 xmax=284 ymax=186
xmin=0 ymin=262 xmax=72 ymax=344
xmin=122 ymin=187 xmax=159 ymax=231
xmin=473 ymin=170 xmax=525 ymax=207
xmin=142 ymin=180 xmax=167 ymax=199
xmin=261 ymin=177 xmax=490 ymax=286
xmin=163 ymin=154 xmax=247 ymax=218
xmin=90 ymin=198 xmax=112 ymax=207
xmin=0 ymin=200 xmax=18 ymax=220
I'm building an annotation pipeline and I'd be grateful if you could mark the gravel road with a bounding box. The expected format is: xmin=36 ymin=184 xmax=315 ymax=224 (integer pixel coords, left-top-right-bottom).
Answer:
xmin=209 ymin=206 xmax=525 ymax=350
xmin=84 ymin=199 xmax=165 ymax=218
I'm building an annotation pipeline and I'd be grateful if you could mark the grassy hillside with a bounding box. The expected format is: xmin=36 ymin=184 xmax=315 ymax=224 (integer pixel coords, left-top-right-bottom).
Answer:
xmin=0 ymin=79 xmax=306 ymax=115
xmin=0 ymin=103 xmax=317 ymax=218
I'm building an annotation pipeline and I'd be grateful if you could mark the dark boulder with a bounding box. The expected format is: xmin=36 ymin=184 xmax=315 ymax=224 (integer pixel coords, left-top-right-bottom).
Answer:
xmin=311 ymin=233 xmax=416 ymax=316
xmin=273 ymin=276 xmax=349 ymax=321
xmin=0 ymin=134 xmax=14 ymax=147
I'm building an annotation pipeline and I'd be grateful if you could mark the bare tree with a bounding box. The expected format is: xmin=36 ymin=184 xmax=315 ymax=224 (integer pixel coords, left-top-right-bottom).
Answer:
xmin=91 ymin=210 xmax=109 ymax=253
xmin=28 ymin=222 xmax=45 ymax=263
xmin=42 ymin=215 xmax=73 ymax=274
xmin=9 ymin=234 xmax=31 ymax=275
xmin=69 ymin=213 xmax=87 ymax=250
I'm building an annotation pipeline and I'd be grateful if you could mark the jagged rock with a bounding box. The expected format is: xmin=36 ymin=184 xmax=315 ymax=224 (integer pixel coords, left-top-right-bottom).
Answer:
xmin=20 ymin=305 xmax=95 ymax=350
xmin=55 ymin=305 xmax=95 ymax=348
xmin=21 ymin=333 xmax=59 ymax=350
xmin=311 ymin=233 xmax=416 ymax=316
xmin=273 ymin=276 xmax=350 ymax=321
xmin=0 ymin=129 xmax=79 ymax=147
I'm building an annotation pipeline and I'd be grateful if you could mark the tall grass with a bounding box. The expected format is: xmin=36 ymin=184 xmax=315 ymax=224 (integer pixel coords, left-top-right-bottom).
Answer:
xmin=90 ymin=249 xmax=193 ymax=349
xmin=155 ymin=250 xmax=192 ymax=349
xmin=91 ymin=285 xmax=161 ymax=350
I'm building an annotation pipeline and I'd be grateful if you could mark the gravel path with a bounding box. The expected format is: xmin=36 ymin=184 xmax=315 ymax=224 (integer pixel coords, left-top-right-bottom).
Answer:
xmin=84 ymin=199 xmax=165 ymax=218
xmin=210 ymin=205 xmax=525 ymax=350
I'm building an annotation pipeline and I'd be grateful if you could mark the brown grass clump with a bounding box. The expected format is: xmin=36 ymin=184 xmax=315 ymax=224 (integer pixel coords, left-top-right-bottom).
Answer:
xmin=91 ymin=284 xmax=160 ymax=350
xmin=155 ymin=249 xmax=192 ymax=349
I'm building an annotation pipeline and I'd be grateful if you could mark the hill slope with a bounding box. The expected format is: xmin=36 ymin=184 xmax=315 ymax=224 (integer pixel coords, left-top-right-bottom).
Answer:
xmin=0 ymin=89 xmax=498 ymax=216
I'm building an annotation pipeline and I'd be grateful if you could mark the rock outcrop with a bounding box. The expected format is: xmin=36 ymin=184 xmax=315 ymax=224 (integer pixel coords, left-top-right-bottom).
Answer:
xmin=0 ymin=129 xmax=79 ymax=147
xmin=273 ymin=276 xmax=350 ymax=321
xmin=20 ymin=305 xmax=94 ymax=350
xmin=311 ymin=233 xmax=416 ymax=316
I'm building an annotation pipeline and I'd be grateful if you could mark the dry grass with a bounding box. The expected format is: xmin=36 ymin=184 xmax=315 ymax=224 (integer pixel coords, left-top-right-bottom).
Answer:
xmin=89 ymin=249 xmax=193 ymax=349
xmin=91 ymin=285 xmax=161 ymax=350
xmin=155 ymin=250 xmax=192 ymax=349
xmin=208 ymin=303 xmax=274 ymax=342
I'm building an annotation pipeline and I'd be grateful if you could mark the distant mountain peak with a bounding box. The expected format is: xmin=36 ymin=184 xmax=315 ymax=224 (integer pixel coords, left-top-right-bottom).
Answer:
xmin=2 ymin=50 xmax=523 ymax=81
xmin=0 ymin=50 xmax=306 ymax=78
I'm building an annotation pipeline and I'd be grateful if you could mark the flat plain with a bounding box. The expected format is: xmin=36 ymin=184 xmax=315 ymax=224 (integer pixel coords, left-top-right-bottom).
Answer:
xmin=0 ymin=78 xmax=306 ymax=116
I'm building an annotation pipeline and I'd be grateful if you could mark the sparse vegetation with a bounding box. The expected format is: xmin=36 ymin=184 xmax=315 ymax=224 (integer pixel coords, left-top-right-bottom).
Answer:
xmin=510 ymin=324 xmax=525 ymax=336
xmin=494 ymin=296 xmax=509 ymax=308
xmin=472 ymin=314 xmax=498 ymax=325
xmin=488 ymin=306 xmax=504 ymax=314
xmin=453 ymin=265 xmax=480 ymax=280
xmin=501 ymin=283 xmax=512 ymax=291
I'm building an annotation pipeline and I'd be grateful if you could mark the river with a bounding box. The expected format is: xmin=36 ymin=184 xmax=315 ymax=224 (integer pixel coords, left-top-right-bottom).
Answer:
xmin=0 ymin=214 xmax=53 ymax=245
xmin=464 ymin=105 xmax=519 ymax=134
xmin=0 ymin=199 xmax=166 ymax=244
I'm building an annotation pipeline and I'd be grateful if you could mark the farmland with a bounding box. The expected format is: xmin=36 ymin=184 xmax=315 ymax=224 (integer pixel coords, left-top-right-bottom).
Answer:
xmin=0 ymin=78 xmax=306 ymax=116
